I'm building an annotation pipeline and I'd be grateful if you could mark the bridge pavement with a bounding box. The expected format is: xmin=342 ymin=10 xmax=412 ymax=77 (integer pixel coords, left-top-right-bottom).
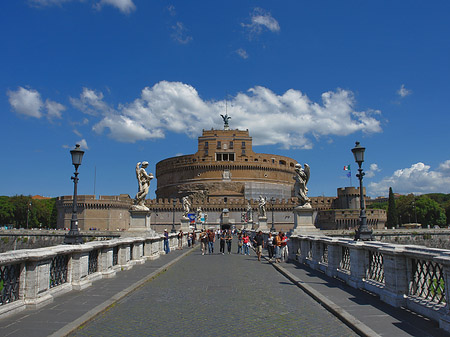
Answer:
xmin=69 ymin=242 xmax=357 ymax=337
xmin=1 ymin=240 xmax=449 ymax=336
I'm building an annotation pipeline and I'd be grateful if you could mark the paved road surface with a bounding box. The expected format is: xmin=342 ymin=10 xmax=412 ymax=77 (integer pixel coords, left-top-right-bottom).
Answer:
xmin=71 ymin=242 xmax=357 ymax=337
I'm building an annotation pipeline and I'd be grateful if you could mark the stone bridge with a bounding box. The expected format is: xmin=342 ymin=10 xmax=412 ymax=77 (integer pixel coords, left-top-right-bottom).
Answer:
xmin=1 ymin=233 xmax=450 ymax=336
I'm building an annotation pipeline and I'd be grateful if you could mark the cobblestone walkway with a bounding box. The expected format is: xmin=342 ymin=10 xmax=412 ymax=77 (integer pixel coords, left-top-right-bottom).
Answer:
xmin=71 ymin=242 xmax=357 ymax=337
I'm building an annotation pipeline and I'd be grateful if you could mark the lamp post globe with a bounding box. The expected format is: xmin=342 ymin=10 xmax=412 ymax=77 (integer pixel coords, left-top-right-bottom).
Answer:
xmin=351 ymin=141 xmax=372 ymax=241
xmin=64 ymin=144 xmax=84 ymax=244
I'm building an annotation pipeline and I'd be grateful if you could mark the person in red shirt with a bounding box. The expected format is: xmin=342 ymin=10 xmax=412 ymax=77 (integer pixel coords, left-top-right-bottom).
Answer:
xmin=242 ymin=232 xmax=250 ymax=255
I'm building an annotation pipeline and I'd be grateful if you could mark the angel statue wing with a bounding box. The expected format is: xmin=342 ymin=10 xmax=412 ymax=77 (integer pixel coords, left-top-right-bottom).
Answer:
xmin=304 ymin=163 xmax=310 ymax=185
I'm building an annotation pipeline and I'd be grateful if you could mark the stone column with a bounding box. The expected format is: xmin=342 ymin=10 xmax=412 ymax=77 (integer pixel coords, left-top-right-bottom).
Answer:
xmin=433 ymin=255 xmax=450 ymax=331
xmin=100 ymin=246 xmax=116 ymax=278
xmin=310 ymin=239 xmax=321 ymax=269
xmin=377 ymin=246 xmax=408 ymax=307
xmin=299 ymin=238 xmax=310 ymax=263
xmin=23 ymin=257 xmax=54 ymax=308
xmin=71 ymin=248 xmax=92 ymax=291
xmin=348 ymin=243 xmax=366 ymax=289
xmin=326 ymin=241 xmax=341 ymax=278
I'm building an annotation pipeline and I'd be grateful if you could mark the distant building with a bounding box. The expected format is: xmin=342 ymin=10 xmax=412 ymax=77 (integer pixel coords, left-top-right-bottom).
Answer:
xmin=56 ymin=124 xmax=386 ymax=232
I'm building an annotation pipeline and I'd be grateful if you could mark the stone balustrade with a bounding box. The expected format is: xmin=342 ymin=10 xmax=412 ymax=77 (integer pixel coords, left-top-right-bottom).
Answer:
xmin=287 ymin=234 xmax=450 ymax=332
xmin=0 ymin=232 xmax=184 ymax=319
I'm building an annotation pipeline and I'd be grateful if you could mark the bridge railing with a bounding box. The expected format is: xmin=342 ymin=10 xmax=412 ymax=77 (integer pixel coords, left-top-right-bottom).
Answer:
xmin=0 ymin=233 xmax=182 ymax=319
xmin=288 ymin=235 xmax=450 ymax=332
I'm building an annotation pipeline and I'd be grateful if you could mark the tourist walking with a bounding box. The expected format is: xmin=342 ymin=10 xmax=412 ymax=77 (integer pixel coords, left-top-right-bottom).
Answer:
xmin=281 ymin=232 xmax=289 ymax=262
xmin=274 ymin=231 xmax=282 ymax=263
xmin=163 ymin=229 xmax=170 ymax=254
xmin=226 ymin=230 xmax=233 ymax=254
xmin=266 ymin=232 xmax=275 ymax=260
xmin=237 ymin=233 xmax=243 ymax=254
xmin=200 ymin=230 xmax=208 ymax=255
xmin=243 ymin=232 xmax=250 ymax=255
xmin=191 ymin=230 xmax=196 ymax=247
xmin=219 ymin=230 xmax=226 ymax=255
xmin=253 ymin=230 xmax=264 ymax=261
xmin=208 ymin=229 xmax=215 ymax=254
xmin=187 ymin=232 xmax=192 ymax=247
xmin=177 ymin=230 xmax=183 ymax=250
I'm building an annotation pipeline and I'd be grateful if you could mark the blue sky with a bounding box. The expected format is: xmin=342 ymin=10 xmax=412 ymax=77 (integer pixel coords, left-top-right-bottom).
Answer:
xmin=2 ymin=0 xmax=450 ymax=199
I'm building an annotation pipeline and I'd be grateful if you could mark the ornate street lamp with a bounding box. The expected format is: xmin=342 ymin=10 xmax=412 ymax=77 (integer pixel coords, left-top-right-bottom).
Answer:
xmin=351 ymin=141 xmax=372 ymax=241
xmin=64 ymin=144 xmax=85 ymax=244
xmin=270 ymin=197 xmax=276 ymax=232
xmin=172 ymin=198 xmax=177 ymax=233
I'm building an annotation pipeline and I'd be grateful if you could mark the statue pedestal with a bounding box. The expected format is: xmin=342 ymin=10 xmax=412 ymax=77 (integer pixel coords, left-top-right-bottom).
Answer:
xmin=180 ymin=217 xmax=190 ymax=232
xmin=195 ymin=221 xmax=203 ymax=230
xmin=257 ymin=216 xmax=269 ymax=231
xmin=291 ymin=206 xmax=319 ymax=235
xmin=128 ymin=210 xmax=156 ymax=236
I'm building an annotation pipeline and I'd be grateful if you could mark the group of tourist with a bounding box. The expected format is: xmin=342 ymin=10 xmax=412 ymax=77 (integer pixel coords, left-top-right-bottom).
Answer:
xmin=167 ymin=226 xmax=289 ymax=262
xmin=163 ymin=229 xmax=198 ymax=254
xmin=195 ymin=229 xmax=288 ymax=262
xmin=268 ymin=231 xmax=289 ymax=263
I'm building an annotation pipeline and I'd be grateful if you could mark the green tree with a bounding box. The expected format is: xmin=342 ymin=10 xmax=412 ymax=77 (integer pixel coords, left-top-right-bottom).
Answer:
xmin=397 ymin=194 xmax=446 ymax=228
xmin=444 ymin=200 xmax=450 ymax=226
xmin=0 ymin=196 xmax=15 ymax=226
xmin=10 ymin=195 xmax=32 ymax=228
xmin=386 ymin=187 xmax=398 ymax=227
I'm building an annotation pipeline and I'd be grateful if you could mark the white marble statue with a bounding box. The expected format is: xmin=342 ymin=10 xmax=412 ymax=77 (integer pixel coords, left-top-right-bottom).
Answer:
xmin=182 ymin=196 xmax=191 ymax=218
xmin=293 ymin=163 xmax=311 ymax=207
xmin=258 ymin=195 xmax=267 ymax=218
xmin=132 ymin=161 xmax=153 ymax=211
xmin=247 ymin=201 xmax=253 ymax=222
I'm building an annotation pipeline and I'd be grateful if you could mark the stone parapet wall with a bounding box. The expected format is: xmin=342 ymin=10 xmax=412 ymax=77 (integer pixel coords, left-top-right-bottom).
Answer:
xmin=287 ymin=234 xmax=450 ymax=333
xmin=0 ymin=232 xmax=184 ymax=319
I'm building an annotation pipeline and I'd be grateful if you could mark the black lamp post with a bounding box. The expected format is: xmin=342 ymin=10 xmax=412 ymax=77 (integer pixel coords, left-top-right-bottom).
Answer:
xmin=412 ymin=198 xmax=418 ymax=225
xmin=351 ymin=141 xmax=372 ymax=241
xmin=172 ymin=198 xmax=177 ymax=233
xmin=270 ymin=197 xmax=276 ymax=232
xmin=26 ymin=201 xmax=31 ymax=229
xmin=64 ymin=144 xmax=84 ymax=244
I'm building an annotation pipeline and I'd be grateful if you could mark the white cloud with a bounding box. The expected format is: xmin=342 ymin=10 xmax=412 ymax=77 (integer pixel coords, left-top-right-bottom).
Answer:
xmin=77 ymin=139 xmax=89 ymax=150
xmin=72 ymin=81 xmax=382 ymax=148
xmin=70 ymin=87 xmax=112 ymax=116
xmin=242 ymin=8 xmax=280 ymax=36
xmin=28 ymin=0 xmax=74 ymax=6
xmin=96 ymin=0 xmax=136 ymax=14
xmin=368 ymin=161 xmax=450 ymax=196
xmin=438 ymin=160 xmax=450 ymax=175
xmin=29 ymin=0 xmax=135 ymax=14
xmin=7 ymin=87 xmax=44 ymax=118
xmin=397 ymin=84 xmax=411 ymax=98
xmin=236 ymin=48 xmax=249 ymax=59
xmin=45 ymin=99 xmax=65 ymax=120
xmin=8 ymin=86 xmax=66 ymax=120
xmin=365 ymin=163 xmax=381 ymax=178
xmin=171 ymin=22 xmax=193 ymax=44
xmin=167 ymin=5 xmax=176 ymax=16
